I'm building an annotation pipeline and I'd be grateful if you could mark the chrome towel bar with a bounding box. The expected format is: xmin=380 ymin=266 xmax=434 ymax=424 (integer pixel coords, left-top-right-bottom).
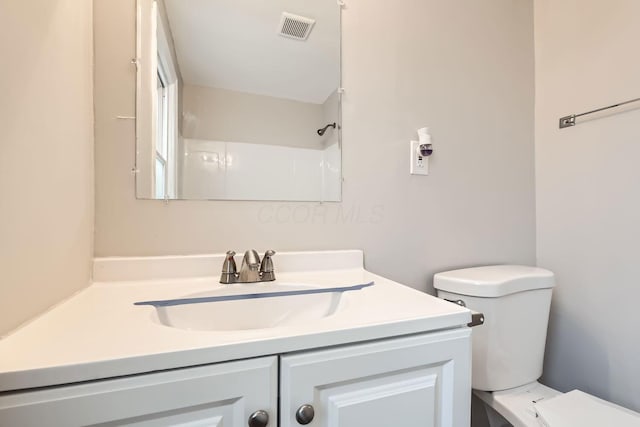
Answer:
xmin=559 ymin=96 xmax=640 ymax=129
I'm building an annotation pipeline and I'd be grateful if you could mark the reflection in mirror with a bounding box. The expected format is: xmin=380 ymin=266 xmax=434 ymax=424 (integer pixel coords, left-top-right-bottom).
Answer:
xmin=135 ymin=0 xmax=342 ymax=201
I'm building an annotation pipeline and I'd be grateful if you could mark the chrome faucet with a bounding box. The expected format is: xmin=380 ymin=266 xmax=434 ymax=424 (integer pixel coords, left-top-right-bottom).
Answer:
xmin=238 ymin=249 xmax=261 ymax=283
xmin=220 ymin=249 xmax=276 ymax=284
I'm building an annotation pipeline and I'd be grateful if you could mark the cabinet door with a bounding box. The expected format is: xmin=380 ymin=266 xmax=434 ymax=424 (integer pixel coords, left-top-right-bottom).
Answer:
xmin=280 ymin=329 xmax=471 ymax=427
xmin=0 ymin=356 xmax=277 ymax=427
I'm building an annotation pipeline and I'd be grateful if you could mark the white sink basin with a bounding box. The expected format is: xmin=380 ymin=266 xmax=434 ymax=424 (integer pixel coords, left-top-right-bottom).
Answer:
xmin=152 ymin=283 xmax=345 ymax=331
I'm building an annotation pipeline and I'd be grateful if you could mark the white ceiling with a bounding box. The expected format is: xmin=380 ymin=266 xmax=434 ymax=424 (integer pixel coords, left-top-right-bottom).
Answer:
xmin=164 ymin=0 xmax=341 ymax=104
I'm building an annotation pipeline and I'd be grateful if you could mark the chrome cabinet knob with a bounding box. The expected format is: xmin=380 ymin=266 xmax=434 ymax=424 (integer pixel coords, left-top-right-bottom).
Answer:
xmin=248 ymin=410 xmax=269 ymax=427
xmin=295 ymin=404 xmax=315 ymax=425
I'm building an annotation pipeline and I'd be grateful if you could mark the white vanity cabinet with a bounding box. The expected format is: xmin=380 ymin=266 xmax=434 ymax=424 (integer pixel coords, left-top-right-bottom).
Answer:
xmin=0 ymin=329 xmax=470 ymax=427
xmin=281 ymin=329 xmax=471 ymax=427
xmin=0 ymin=357 xmax=278 ymax=427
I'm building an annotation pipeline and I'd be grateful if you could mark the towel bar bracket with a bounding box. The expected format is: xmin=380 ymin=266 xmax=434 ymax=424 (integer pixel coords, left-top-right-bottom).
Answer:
xmin=559 ymin=115 xmax=576 ymax=129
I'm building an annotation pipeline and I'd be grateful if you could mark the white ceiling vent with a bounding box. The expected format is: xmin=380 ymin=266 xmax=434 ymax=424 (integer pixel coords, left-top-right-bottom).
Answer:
xmin=278 ymin=12 xmax=316 ymax=41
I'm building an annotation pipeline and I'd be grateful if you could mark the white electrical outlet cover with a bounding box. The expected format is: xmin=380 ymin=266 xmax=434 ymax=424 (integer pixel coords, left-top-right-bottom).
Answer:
xmin=410 ymin=141 xmax=429 ymax=175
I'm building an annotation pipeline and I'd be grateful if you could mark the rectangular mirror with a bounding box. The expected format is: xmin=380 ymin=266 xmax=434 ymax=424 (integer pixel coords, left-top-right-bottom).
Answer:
xmin=135 ymin=0 xmax=342 ymax=201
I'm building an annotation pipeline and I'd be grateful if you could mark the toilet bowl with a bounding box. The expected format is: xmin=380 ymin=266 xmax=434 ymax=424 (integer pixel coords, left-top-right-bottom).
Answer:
xmin=434 ymin=265 xmax=640 ymax=427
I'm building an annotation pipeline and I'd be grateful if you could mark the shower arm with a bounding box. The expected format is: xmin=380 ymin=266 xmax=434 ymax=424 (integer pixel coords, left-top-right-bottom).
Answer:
xmin=317 ymin=122 xmax=337 ymax=136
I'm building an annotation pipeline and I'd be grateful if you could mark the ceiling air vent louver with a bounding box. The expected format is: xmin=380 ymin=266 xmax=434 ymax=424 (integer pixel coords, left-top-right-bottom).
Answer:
xmin=278 ymin=12 xmax=316 ymax=41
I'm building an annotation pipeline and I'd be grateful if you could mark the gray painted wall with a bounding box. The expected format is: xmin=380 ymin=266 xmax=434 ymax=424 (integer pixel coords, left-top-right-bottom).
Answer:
xmin=535 ymin=0 xmax=640 ymax=413
xmin=94 ymin=0 xmax=536 ymax=294
xmin=0 ymin=0 xmax=94 ymax=336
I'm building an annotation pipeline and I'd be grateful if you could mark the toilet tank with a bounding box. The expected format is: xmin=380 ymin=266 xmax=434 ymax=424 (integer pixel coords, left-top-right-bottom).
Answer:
xmin=434 ymin=265 xmax=554 ymax=392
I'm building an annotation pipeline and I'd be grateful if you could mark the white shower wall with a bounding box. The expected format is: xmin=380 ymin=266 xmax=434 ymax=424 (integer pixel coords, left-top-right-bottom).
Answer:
xmin=180 ymin=138 xmax=341 ymax=201
xmin=322 ymin=142 xmax=341 ymax=201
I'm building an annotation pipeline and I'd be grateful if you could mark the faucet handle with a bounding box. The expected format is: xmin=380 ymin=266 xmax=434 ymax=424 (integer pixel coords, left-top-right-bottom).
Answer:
xmin=260 ymin=250 xmax=276 ymax=281
xmin=223 ymin=251 xmax=237 ymax=272
xmin=220 ymin=250 xmax=237 ymax=284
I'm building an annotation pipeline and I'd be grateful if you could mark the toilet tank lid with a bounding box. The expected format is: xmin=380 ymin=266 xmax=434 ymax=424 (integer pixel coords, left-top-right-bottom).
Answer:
xmin=434 ymin=265 xmax=554 ymax=297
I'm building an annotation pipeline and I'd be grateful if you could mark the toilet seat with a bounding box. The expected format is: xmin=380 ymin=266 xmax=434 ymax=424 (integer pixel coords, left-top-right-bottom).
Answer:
xmin=534 ymin=390 xmax=640 ymax=427
xmin=475 ymin=382 xmax=640 ymax=427
xmin=474 ymin=381 xmax=561 ymax=427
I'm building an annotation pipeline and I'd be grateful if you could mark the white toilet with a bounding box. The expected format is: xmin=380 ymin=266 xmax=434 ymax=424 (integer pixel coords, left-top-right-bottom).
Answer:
xmin=434 ymin=265 xmax=640 ymax=427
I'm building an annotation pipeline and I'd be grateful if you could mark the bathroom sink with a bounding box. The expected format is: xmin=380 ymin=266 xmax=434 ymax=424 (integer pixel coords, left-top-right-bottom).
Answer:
xmin=151 ymin=283 xmax=346 ymax=331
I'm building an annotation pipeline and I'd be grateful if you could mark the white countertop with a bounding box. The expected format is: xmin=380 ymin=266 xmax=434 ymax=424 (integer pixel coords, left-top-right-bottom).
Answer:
xmin=0 ymin=250 xmax=470 ymax=392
